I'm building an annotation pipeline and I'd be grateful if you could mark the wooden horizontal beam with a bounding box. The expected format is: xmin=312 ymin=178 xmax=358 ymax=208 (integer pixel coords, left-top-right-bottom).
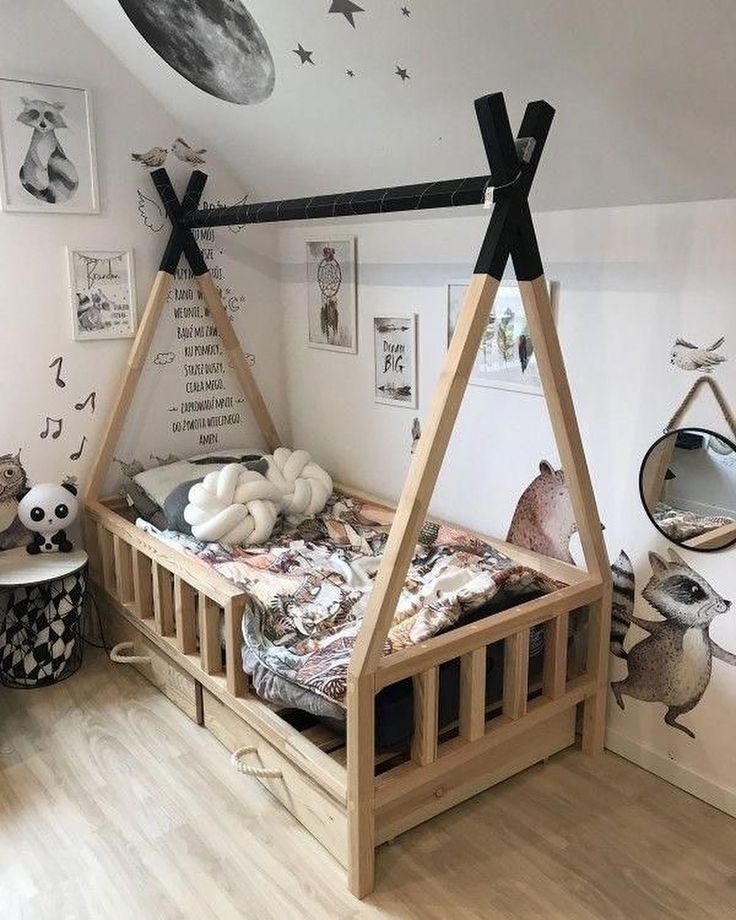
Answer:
xmin=374 ymin=676 xmax=595 ymax=810
xmin=86 ymin=503 xmax=245 ymax=604
xmin=375 ymin=579 xmax=603 ymax=691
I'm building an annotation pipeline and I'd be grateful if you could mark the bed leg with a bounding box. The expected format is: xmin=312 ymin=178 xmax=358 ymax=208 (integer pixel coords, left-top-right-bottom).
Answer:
xmin=581 ymin=589 xmax=612 ymax=756
xmin=347 ymin=673 xmax=376 ymax=899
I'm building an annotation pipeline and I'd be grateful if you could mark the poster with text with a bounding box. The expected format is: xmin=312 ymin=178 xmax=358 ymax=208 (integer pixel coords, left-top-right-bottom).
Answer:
xmin=68 ymin=249 xmax=137 ymax=341
xmin=373 ymin=315 xmax=417 ymax=408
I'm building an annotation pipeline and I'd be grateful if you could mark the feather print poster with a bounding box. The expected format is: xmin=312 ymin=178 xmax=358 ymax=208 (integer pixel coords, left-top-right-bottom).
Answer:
xmin=447 ymin=282 xmax=554 ymax=395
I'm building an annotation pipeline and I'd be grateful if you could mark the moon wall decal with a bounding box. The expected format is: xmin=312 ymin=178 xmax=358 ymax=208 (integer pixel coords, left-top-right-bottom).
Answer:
xmin=118 ymin=0 xmax=275 ymax=105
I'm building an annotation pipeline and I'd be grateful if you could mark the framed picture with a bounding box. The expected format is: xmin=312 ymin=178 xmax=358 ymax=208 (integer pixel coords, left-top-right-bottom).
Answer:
xmin=447 ymin=281 xmax=557 ymax=395
xmin=306 ymin=239 xmax=357 ymax=353
xmin=0 ymin=77 xmax=98 ymax=213
xmin=67 ymin=249 xmax=137 ymax=341
xmin=374 ymin=315 xmax=417 ymax=408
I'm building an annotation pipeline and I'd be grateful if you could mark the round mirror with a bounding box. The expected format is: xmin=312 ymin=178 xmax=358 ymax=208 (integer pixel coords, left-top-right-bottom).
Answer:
xmin=640 ymin=428 xmax=736 ymax=551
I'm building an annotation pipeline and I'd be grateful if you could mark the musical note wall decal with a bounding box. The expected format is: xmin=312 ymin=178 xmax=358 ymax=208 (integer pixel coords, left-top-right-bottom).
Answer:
xmin=49 ymin=356 xmax=66 ymax=388
xmin=70 ymin=435 xmax=87 ymax=461
xmin=74 ymin=391 xmax=96 ymax=413
xmin=40 ymin=417 xmax=63 ymax=440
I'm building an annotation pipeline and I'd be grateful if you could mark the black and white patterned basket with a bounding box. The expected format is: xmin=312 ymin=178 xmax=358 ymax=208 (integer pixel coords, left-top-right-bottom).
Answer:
xmin=0 ymin=566 xmax=87 ymax=688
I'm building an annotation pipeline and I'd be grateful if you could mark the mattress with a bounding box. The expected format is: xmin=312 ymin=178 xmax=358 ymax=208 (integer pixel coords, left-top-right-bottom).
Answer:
xmin=138 ymin=490 xmax=563 ymax=742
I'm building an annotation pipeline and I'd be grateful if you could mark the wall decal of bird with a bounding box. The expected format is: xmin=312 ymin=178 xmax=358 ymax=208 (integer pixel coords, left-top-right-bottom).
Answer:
xmin=670 ymin=336 xmax=727 ymax=372
xmin=171 ymin=137 xmax=207 ymax=166
xmin=131 ymin=146 xmax=168 ymax=168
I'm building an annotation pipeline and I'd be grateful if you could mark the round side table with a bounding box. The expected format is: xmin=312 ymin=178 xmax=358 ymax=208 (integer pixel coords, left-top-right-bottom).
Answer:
xmin=0 ymin=548 xmax=88 ymax=688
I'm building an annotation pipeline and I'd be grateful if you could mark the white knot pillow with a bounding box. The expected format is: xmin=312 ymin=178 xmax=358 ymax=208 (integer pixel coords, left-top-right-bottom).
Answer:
xmin=184 ymin=464 xmax=282 ymax=546
xmin=265 ymin=447 xmax=333 ymax=521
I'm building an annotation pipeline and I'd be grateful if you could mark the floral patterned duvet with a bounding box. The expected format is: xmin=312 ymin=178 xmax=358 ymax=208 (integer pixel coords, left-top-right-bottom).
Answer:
xmin=139 ymin=491 xmax=561 ymax=716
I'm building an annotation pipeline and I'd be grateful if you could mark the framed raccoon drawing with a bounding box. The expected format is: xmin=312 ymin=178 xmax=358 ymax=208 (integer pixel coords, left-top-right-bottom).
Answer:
xmin=0 ymin=77 xmax=99 ymax=213
xmin=67 ymin=249 xmax=137 ymax=341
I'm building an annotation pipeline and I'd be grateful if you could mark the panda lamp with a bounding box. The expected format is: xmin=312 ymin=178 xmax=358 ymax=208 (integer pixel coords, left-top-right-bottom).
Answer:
xmin=17 ymin=482 xmax=79 ymax=554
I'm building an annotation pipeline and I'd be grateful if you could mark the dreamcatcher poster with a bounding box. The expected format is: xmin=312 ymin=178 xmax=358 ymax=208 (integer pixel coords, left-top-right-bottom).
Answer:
xmin=67 ymin=248 xmax=137 ymax=341
xmin=306 ymin=239 xmax=357 ymax=353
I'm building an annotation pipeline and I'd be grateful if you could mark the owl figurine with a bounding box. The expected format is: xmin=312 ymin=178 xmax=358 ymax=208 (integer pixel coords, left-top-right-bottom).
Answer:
xmin=0 ymin=451 xmax=31 ymax=551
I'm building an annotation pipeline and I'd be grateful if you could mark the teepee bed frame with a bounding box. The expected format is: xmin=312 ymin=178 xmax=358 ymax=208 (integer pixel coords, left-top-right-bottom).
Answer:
xmin=85 ymin=93 xmax=611 ymax=898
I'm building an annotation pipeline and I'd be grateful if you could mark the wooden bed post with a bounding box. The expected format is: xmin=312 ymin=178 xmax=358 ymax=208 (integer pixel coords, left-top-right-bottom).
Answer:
xmin=517 ymin=274 xmax=612 ymax=754
xmin=346 ymin=94 xmax=611 ymax=896
xmin=85 ymin=168 xmax=281 ymax=504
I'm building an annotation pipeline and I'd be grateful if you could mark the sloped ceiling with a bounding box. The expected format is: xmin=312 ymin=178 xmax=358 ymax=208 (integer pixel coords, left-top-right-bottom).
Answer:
xmin=65 ymin=0 xmax=736 ymax=211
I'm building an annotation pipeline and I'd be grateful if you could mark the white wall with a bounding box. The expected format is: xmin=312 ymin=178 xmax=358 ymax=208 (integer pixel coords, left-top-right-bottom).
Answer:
xmin=0 ymin=0 xmax=285 ymax=501
xmin=278 ymin=198 xmax=736 ymax=814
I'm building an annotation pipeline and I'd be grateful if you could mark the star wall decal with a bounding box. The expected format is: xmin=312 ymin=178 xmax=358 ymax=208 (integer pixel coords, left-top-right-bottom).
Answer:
xmin=396 ymin=65 xmax=410 ymax=81
xmin=329 ymin=0 xmax=364 ymax=28
xmin=293 ymin=43 xmax=315 ymax=65
xmin=401 ymin=6 xmax=411 ymax=16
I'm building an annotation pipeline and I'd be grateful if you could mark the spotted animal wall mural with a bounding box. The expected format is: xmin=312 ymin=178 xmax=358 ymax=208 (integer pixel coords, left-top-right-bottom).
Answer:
xmin=610 ymin=549 xmax=735 ymax=738
xmin=507 ymin=460 xmax=578 ymax=564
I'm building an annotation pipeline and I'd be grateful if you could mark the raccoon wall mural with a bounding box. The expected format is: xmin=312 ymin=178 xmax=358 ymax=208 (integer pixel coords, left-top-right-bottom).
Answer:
xmin=610 ymin=548 xmax=735 ymax=738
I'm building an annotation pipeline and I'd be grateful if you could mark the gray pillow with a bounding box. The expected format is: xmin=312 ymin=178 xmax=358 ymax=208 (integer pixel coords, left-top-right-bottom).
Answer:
xmin=123 ymin=478 xmax=168 ymax=529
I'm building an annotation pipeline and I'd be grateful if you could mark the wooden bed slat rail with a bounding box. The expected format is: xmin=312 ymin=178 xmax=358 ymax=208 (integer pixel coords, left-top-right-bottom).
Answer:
xmin=459 ymin=649 xmax=486 ymax=743
xmin=503 ymin=630 xmax=530 ymax=720
xmin=132 ymin=549 xmax=153 ymax=619
xmin=152 ymin=561 xmax=175 ymax=637
xmin=375 ymin=578 xmax=600 ymax=690
xmin=113 ymin=535 xmax=134 ymax=605
xmin=411 ymin=668 xmax=439 ymax=767
xmin=199 ymin=593 xmax=222 ymax=675
xmin=224 ymin=598 xmax=248 ymax=698
xmin=174 ymin=576 xmax=198 ymax=654
xmin=543 ymin=612 xmax=569 ymax=700
xmin=374 ymin=676 xmax=594 ymax=810
xmin=98 ymin=523 xmax=116 ymax=597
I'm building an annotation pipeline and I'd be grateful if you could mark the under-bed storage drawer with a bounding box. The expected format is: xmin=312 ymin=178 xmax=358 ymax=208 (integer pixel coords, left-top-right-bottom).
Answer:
xmin=103 ymin=604 xmax=202 ymax=724
xmin=201 ymin=689 xmax=347 ymax=867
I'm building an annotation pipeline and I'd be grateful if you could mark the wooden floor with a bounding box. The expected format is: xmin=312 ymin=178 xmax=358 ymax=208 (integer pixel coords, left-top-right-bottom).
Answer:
xmin=2 ymin=651 xmax=736 ymax=920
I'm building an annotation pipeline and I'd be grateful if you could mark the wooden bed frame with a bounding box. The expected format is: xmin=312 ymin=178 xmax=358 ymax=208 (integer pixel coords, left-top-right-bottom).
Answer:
xmin=84 ymin=92 xmax=612 ymax=898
